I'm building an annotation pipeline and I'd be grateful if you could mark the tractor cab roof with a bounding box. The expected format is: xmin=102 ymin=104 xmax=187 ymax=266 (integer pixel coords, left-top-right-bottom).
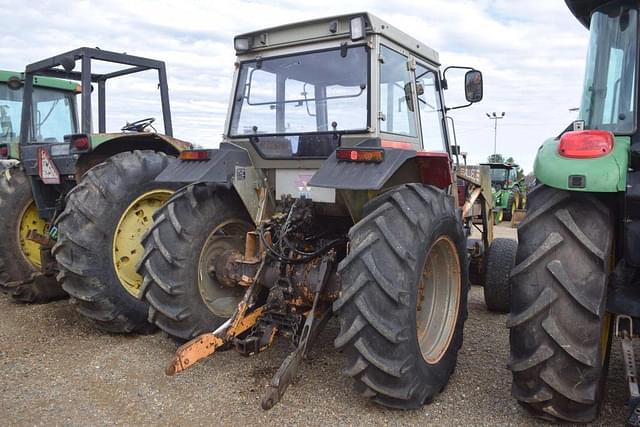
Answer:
xmin=565 ymin=0 xmax=609 ymax=28
xmin=233 ymin=12 xmax=440 ymax=65
xmin=481 ymin=162 xmax=519 ymax=169
xmin=0 ymin=69 xmax=79 ymax=93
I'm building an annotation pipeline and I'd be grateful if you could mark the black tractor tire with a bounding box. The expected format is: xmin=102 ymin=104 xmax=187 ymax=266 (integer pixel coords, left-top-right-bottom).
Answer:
xmin=53 ymin=150 xmax=178 ymax=334
xmin=139 ymin=183 xmax=253 ymax=341
xmin=508 ymin=185 xmax=612 ymax=423
xmin=504 ymin=188 xmax=520 ymax=221
xmin=334 ymin=184 xmax=468 ymax=409
xmin=0 ymin=165 xmax=65 ymax=303
xmin=483 ymin=238 xmax=517 ymax=313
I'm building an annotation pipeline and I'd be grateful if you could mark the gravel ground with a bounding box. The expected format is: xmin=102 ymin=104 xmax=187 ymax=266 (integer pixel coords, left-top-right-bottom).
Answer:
xmin=0 ymin=225 xmax=627 ymax=426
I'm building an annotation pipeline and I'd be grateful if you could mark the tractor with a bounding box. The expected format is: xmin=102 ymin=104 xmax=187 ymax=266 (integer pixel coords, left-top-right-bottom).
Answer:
xmin=508 ymin=0 xmax=640 ymax=424
xmin=0 ymin=48 xmax=190 ymax=333
xmin=482 ymin=162 xmax=525 ymax=224
xmin=137 ymin=13 xmax=515 ymax=409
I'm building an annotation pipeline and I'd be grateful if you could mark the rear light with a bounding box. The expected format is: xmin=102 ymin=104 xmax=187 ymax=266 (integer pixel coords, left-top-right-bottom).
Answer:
xmin=73 ymin=136 xmax=90 ymax=151
xmin=335 ymin=148 xmax=384 ymax=163
xmin=0 ymin=145 xmax=7 ymax=158
xmin=558 ymin=130 xmax=614 ymax=159
xmin=179 ymin=150 xmax=210 ymax=161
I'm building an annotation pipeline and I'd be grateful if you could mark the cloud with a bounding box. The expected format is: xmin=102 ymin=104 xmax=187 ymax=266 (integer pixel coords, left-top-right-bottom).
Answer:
xmin=1 ymin=0 xmax=590 ymax=170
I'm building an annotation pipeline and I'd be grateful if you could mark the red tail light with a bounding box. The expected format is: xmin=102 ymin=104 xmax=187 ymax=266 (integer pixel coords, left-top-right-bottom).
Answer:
xmin=73 ymin=136 xmax=90 ymax=151
xmin=335 ymin=148 xmax=384 ymax=163
xmin=0 ymin=145 xmax=7 ymax=158
xmin=558 ymin=130 xmax=614 ymax=159
xmin=179 ymin=150 xmax=210 ymax=161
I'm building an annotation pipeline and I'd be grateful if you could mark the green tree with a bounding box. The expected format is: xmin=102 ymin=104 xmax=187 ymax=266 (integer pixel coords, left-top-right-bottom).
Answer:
xmin=487 ymin=153 xmax=504 ymax=163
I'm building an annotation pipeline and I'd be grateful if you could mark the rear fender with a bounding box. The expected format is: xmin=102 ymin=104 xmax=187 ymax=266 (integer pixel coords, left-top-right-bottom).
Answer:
xmin=534 ymin=135 xmax=629 ymax=192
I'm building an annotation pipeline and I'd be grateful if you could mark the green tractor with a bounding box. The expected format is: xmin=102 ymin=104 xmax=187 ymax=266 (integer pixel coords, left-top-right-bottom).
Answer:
xmin=482 ymin=162 xmax=524 ymax=224
xmin=509 ymin=0 xmax=640 ymax=424
xmin=135 ymin=12 xmax=514 ymax=410
xmin=0 ymin=48 xmax=190 ymax=333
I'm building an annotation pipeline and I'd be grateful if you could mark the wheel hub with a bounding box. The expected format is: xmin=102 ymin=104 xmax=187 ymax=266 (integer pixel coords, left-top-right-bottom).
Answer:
xmin=113 ymin=189 xmax=173 ymax=297
xmin=416 ymin=236 xmax=461 ymax=364
xmin=198 ymin=220 xmax=252 ymax=318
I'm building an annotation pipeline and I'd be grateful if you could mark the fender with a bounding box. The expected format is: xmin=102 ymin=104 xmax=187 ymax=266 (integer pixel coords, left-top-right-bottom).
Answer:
xmin=534 ymin=135 xmax=629 ymax=192
xmin=309 ymin=148 xmax=451 ymax=190
xmin=73 ymin=133 xmax=193 ymax=178
xmin=154 ymin=142 xmax=252 ymax=186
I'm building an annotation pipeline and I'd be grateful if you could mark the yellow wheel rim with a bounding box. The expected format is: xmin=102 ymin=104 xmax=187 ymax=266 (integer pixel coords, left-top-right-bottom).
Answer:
xmin=511 ymin=193 xmax=520 ymax=218
xmin=112 ymin=189 xmax=173 ymax=297
xmin=18 ymin=201 xmax=47 ymax=268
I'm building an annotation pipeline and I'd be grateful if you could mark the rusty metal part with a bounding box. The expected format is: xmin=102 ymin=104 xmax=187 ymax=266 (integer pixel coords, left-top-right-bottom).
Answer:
xmin=166 ymin=281 xmax=265 ymax=376
xmin=261 ymin=292 xmax=331 ymax=410
xmin=461 ymin=187 xmax=482 ymax=218
xmin=26 ymin=229 xmax=53 ymax=247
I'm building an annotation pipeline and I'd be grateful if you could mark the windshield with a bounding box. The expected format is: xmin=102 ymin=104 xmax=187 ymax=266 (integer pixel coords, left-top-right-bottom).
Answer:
xmin=579 ymin=1 xmax=638 ymax=133
xmin=0 ymin=83 xmax=76 ymax=143
xmin=490 ymin=168 xmax=508 ymax=185
xmin=229 ymin=46 xmax=369 ymax=138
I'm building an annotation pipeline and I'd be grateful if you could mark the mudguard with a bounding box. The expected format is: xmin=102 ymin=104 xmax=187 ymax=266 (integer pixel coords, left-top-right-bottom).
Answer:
xmin=154 ymin=143 xmax=252 ymax=185
xmin=534 ymin=135 xmax=630 ymax=192
xmin=309 ymin=149 xmax=451 ymax=190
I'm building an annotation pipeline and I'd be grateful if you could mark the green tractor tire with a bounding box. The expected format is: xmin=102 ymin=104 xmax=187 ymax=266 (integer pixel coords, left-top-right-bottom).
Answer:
xmin=508 ymin=185 xmax=612 ymax=422
xmin=0 ymin=165 xmax=66 ymax=303
xmin=53 ymin=150 xmax=179 ymax=333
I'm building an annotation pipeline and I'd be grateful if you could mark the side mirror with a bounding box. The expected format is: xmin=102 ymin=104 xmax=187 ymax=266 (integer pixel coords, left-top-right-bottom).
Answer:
xmin=451 ymin=145 xmax=461 ymax=156
xmin=464 ymin=70 xmax=483 ymax=103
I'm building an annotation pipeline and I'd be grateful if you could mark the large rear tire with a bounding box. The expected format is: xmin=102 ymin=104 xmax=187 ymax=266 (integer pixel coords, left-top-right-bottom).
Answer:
xmin=53 ymin=150 xmax=178 ymax=333
xmin=0 ymin=166 xmax=65 ymax=302
xmin=335 ymin=184 xmax=468 ymax=409
xmin=483 ymin=238 xmax=517 ymax=313
xmin=508 ymin=185 xmax=612 ymax=423
xmin=139 ymin=183 xmax=253 ymax=341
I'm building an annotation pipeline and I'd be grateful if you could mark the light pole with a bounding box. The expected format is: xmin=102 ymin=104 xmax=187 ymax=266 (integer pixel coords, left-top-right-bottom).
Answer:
xmin=486 ymin=112 xmax=506 ymax=155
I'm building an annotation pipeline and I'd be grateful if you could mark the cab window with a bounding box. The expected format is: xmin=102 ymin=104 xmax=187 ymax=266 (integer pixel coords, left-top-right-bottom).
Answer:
xmin=379 ymin=45 xmax=417 ymax=137
xmin=415 ymin=64 xmax=445 ymax=151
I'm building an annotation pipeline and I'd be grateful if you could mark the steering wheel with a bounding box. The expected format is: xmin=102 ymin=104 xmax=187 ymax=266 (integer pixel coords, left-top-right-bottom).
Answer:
xmin=121 ymin=117 xmax=155 ymax=133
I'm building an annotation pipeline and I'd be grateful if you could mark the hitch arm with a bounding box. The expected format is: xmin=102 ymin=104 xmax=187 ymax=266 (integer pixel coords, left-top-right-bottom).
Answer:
xmin=166 ymin=303 xmax=265 ymax=376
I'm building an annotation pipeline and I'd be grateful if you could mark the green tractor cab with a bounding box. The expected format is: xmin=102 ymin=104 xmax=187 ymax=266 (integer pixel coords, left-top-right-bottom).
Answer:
xmin=508 ymin=1 xmax=640 ymax=423
xmin=0 ymin=48 xmax=191 ymax=334
xmin=481 ymin=162 xmax=525 ymax=224
xmin=0 ymin=69 xmax=79 ymax=169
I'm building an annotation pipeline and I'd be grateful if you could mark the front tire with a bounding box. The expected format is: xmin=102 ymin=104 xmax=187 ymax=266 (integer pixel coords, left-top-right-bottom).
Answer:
xmin=0 ymin=165 xmax=65 ymax=302
xmin=53 ymin=150 xmax=178 ymax=333
xmin=483 ymin=238 xmax=517 ymax=313
xmin=335 ymin=184 xmax=468 ymax=409
xmin=508 ymin=185 xmax=612 ymax=423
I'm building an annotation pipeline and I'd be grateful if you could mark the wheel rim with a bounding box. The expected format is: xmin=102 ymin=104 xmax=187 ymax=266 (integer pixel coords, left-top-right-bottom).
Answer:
xmin=416 ymin=235 xmax=461 ymax=364
xmin=113 ymin=189 xmax=174 ymax=297
xmin=495 ymin=209 xmax=503 ymax=224
xmin=198 ymin=220 xmax=252 ymax=318
xmin=18 ymin=200 xmax=47 ymax=269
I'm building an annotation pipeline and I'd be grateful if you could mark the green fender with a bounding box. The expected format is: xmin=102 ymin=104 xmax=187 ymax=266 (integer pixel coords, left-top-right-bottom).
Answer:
xmin=534 ymin=135 xmax=630 ymax=192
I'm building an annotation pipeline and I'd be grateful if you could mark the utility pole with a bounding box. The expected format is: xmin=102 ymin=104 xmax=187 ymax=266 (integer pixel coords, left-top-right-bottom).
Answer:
xmin=486 ymin=112 xmax=505 ymax=155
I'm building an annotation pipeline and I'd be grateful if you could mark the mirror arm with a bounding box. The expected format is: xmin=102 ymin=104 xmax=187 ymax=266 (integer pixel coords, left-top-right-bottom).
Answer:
xmin=445 ymin=102 xmax=473 ymax=112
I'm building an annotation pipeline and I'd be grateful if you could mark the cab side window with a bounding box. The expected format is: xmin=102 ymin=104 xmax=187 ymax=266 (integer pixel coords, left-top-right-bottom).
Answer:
xmin=415 ymin=64 xmax=445 ymax=151
xmin=379 ymin=45 xmax=417 ymax=137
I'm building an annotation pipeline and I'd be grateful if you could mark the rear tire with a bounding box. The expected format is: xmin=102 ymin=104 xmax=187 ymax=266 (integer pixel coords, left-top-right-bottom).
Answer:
xmin=53 ymin=150 xmax=178 ymax=333
xmin=0 ymin=165 xmax=65 ymax=303
xmin=335 ymin=184 xmax=468 ymax=409
xmin=508 ymin=185 xmax=612 ymax=423
xmin=483 ymin=238 xmax=517 ymax=313
xmin=139 ymin=183 xmax=253 ymax=341
xmin=504 ymin=189 xmax=519 ymax=221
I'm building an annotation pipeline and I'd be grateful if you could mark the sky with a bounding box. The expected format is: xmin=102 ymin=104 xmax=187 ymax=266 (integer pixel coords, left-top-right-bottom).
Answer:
xmin=1 ymin=0 xmax=591 ymax=172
